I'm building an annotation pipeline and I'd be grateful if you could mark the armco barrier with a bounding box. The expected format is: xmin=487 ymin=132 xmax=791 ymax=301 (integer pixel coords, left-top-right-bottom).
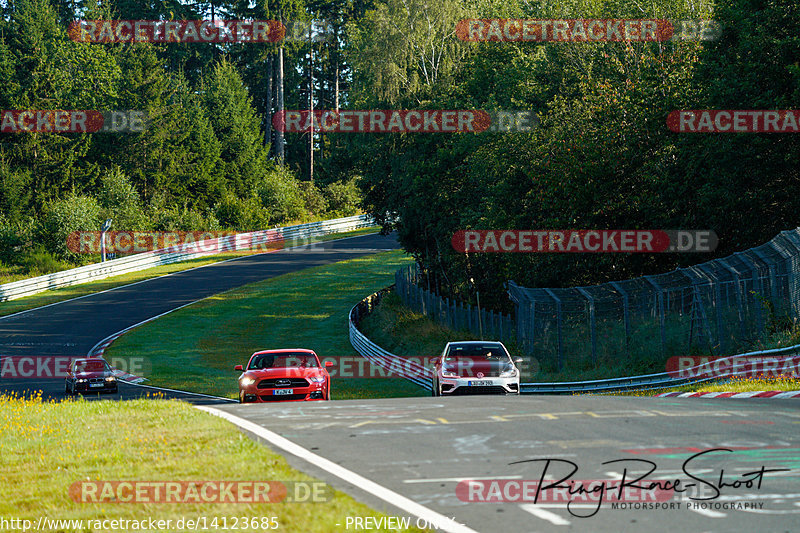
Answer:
xmin=348 ymin=286 xmax=800 ymax=394
xmin=0 ymin=214 xmax=374 ymax=302
xmin=349 ymin=286 xmax=434 ymax=390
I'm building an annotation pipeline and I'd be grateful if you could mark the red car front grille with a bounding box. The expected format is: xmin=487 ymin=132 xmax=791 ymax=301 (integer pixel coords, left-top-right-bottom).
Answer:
xmin=257 ymin=378 xmax=309 ymax=389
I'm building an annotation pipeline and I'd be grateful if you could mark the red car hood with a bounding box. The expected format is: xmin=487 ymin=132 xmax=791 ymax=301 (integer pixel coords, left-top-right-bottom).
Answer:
xmin=244 ymin=367 xmax=326 ymax=379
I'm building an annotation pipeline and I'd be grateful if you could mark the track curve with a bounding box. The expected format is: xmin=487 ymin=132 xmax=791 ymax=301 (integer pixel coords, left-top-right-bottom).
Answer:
xmin=0 ymin=233 xmax=400 ymax=403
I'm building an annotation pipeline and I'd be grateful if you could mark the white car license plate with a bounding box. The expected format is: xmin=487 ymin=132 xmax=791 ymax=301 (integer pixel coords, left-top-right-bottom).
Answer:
xmin=468 ymin=380 xmax=492 ymax=386
xmin=273 ymin=389 xmax=294 ymax=395
xmin=90 ymin=383 xmax=104 ymax=388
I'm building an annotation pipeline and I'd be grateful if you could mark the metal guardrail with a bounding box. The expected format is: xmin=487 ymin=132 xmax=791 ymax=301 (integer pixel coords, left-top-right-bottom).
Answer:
xmin=521 ymin=343 xmax=800 ymax=394
xmin=349 ymin=287 xmax=800 ymax=394
xmin=0 ymin=214 xmax=375 ymax=302
xmin=349 ymin=286 xmax=434 ymax=391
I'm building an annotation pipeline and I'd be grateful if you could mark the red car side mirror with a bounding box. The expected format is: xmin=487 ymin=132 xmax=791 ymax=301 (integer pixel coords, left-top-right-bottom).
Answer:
xmin=324 ymin=361 xmax=333 ymax=367
xmin=234 ymin=365 xmax=243 ymax=371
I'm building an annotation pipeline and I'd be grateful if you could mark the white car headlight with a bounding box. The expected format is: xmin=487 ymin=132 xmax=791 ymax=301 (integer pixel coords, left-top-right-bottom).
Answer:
xmin=499 ymin=367 xmax=518 ymax=378
xmin=441 ymin=367 xmax=459 ymax=378
xmin=239 ymin=377 xmax=256 ymax=387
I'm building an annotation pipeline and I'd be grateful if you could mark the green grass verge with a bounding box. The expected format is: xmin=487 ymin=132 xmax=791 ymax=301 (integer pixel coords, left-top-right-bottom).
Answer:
xmin=106 ymin=250 xmax=424 ymax=400
xmin=0 ymin=393 xmax=429 ymax=532
xmin=0 ymin=228 xmax=378 ymax=318
xmin=615 ymin=375 xmax=800 ymax=396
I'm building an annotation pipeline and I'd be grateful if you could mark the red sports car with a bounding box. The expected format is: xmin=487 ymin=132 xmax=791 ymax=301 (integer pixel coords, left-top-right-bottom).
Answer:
xmin=235 ymin=349 xmax=332 ymax=403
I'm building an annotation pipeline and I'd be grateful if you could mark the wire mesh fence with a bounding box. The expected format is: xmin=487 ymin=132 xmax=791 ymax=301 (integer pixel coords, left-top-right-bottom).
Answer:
xmin=395 ymin=266 xmax=516 ymax=344
xmin=396 ymin=228 xmax=800 ymax=372
xmin=508 ymin=228 xmax=800 ymax=370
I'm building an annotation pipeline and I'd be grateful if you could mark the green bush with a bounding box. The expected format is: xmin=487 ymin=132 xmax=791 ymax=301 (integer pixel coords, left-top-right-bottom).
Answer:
xmin=255 ymin=167 xmax=306 ymax=224
xmin=324 ymin=179 xmax=362 ymax=217
xmin=0 ymin=214 xmax=27 ymax=264
xmin=37 ymin=194 xmax=102 ymax=261
xmin=97 ymin=168 xmax=149 ymax=231
xmin=214 ymin=192 xmax=268 ymax=230
xmin=299 ymin=182 xmax=328 ymax=218
xmin=18 ymin=246 xmax=72 ymax=275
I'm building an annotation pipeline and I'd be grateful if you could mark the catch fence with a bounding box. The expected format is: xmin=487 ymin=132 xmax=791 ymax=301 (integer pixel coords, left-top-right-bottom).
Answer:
xmin=395 ymin=228 xmax=800 ymax=371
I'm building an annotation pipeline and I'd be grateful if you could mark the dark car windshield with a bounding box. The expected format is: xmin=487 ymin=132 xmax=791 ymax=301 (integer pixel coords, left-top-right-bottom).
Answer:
xmin=75 ymin=360 xmax=108 ymax=372
xmin=445 ymin=344 xmax=511 ymax=362
xmin=248 ymin=353 xmax=319 ymax=370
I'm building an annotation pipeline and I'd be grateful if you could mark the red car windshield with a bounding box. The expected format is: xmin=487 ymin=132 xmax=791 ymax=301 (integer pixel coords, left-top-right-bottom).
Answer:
xmin=248 ymin=353 xmax=319 ymax=370
xmin=75 ymin=360 xmax=107 ymax=372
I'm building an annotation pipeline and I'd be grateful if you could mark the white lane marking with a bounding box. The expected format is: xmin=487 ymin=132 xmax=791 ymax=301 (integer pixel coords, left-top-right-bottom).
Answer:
xmin=403 ymin=475 xmax=522 ymax=484
xmin=0 ymin=231 xmax=381 ymax=321
xmin=689 ymin=506 xmax=726 ymax=518
xmin=196 ymin=406 xmax=479 ymax=533
xmin=519 ymin=504 xmax=571 ymax=526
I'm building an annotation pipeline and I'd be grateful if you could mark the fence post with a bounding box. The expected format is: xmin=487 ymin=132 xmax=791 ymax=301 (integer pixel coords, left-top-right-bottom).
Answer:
xmin=644 ymin=276 xmax=666 ymax=354
xmin=696 ymin=264 xmax=725 ymax=353
xmin=736 ymin=252 xmax=764 ymax=334
xmin=544 ymin=288 xmax=563 ymax=371
xmin=718 ymin=259 xmax=747 ymax=341
xmin=576 ymin=287 xmax=597 ymax=365
xmin=752 ymin=249 xmax=778 ymax=306
xmin=610 ymin=281 xmax=630 ymax=355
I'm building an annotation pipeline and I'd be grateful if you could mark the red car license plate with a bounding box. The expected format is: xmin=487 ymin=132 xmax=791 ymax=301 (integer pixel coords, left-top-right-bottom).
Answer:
xmin=273 ymin=389 xmax=294 ymax=395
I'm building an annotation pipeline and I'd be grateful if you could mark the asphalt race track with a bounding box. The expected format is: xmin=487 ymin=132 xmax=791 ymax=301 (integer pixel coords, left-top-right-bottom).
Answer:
xmin=2 ymin=232 xmax=799 ymax=532
xmin=0 ymin=232 xmax=399 ymax=403
xmin=216 ymin=396 xmax=800 ymax=533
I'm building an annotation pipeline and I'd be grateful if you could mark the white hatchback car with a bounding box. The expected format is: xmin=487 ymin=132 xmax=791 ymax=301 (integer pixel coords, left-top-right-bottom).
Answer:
xmin=431 ymin=341 xmax=522 ymax=396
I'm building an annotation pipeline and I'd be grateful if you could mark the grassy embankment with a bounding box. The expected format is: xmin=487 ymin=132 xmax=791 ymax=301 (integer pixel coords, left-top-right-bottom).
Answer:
xmin=106 ymin=250 xmax=425 ymax=400
xmin=0 ymin=392 xmax=429 ymax=532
